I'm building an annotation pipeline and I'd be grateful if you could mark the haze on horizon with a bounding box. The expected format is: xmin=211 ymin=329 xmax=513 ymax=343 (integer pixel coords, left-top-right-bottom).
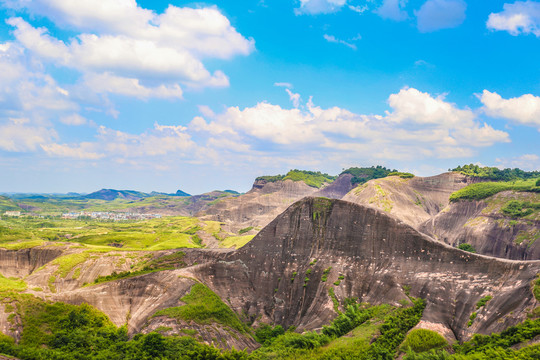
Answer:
xmin=0 ymin=0 xmax=539 ymax=194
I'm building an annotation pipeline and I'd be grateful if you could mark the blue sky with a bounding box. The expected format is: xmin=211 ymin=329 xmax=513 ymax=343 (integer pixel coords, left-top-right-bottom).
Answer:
xmin=0 ymin=0 xmax=539 ymax=194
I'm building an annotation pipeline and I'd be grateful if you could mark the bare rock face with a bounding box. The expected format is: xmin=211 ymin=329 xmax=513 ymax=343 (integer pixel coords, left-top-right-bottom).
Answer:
xmin=420 ymin=191 xmax=540 ymax=260
xmin=313 ymin=173 xmax=355 ymax=199
xmin=195 ymin=197 xmax=540 ymax=343
xmin=342 ymin=172 xmax=471 ymax=228
xmin=0 ymin=247 xmax=63 ymax=277
xmin=198 ymin=179 xmax=320 ymax=231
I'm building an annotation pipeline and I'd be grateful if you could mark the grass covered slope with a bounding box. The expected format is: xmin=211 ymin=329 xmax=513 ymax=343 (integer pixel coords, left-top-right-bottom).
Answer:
xmin=449 ymin=178 xmax=540 ymax=201
xmin=0 ymin=215 xmax=246 ymax=251
xmin=153 ymin=283 xmax=248 ymax=334
xmin=256 ymin=170 xmax=336 ymax=188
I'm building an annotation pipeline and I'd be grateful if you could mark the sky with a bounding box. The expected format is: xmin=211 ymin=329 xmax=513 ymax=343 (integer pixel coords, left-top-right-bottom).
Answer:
xmin=0 ymin=0 xmax=539 ymax=194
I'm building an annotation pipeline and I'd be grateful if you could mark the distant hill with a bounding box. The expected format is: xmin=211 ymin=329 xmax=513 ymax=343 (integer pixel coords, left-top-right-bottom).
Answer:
xmin=0 ymin=195 xmax=22 ymax=213
xmin=174 ymin=189 xmax=191 ymax=197
xmin=83 ymin=189 xmax=151 ymax=201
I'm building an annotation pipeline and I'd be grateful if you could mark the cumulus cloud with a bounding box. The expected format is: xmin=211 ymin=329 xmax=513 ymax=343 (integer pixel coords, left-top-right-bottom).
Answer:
xmin=415 ymin=0 xmax=467 ymax=32
xmin=59 ymin=114 xmax=88 ymax=126
xmin=189 ymin=87 xmax=510 ymax=161
xmin=40 ymin=142 xmax=104 ymax=159
xmin=4 ymin=1 xmax=254 ymax=98
xmin=496 ymin=154 xmax=540 ymax=171
xmin=0 ymin=119 xmax=58 ymax=152
xmin=487 ymin=1 xmax=540 ymax=37
xmin=376 ymin=0 xmax=408 ymax=21
xmin=295 ymin=0 xmax=347 ymax=15
xmin=480 ymin=90 xmax=540 ymax=128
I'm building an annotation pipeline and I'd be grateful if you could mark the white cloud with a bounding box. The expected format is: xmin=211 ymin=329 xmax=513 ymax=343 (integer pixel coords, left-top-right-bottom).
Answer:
xmin=487 ymin=1 xmax=540 ymax=37
xmin=97 ymin=124 xmax=196 ymax=157
xmin=323 ymin=34 xmax=357 ymax=50
xmin=496 ymin=154 xmax=540 ymax=170
xmin=274 ymin=82 xmax=293 ymax=89
xmin=41 ymin=142 xmax=104 ymax=159
xmin=386 ymin=87 xmax=474 ymax=125
xmin=0 ymin=119 xmax=57 ymax=152
xmin=189 ymin=87 xmax=510 ymax=161
xmin=480 ymin=90 xmax=540 ymax=128
xmin=349 ymin=5 xmax=368 ymax=13
xmin=286 ymin=89 xmax=301 ymax=108
xmin=59 ymin=114 xmax=87 ymax=126
xmin=295 ymin=0 xmax=347 ymax=15
xmin=82 ymin=73 xmax=184 ymax=99
xmin=4 ymin=1 xmax=254 ymax=98
xmin=415 ymin=0 xmax=467 ymax=32
xmin=376 ymin=0 xmax=408 ymax=21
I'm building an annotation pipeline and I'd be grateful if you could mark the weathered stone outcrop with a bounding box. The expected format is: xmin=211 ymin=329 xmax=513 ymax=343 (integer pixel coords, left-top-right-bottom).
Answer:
xmin=194 ymin=197 xmax=540 ymax=343
xmin=313 ymin=173 xmax=355 ymax=199
xmin=0 ymin=247 xmax=63 ymax=277
xmin=198 ymin=179 xmax=320 ymax=231
xmin=342 ymin=172 xmax=471 ymax=228
xmin=420 ymin=191 xmax=540 ymax=260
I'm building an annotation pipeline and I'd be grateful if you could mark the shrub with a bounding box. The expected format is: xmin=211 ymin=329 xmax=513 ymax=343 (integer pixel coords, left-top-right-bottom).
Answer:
xmin=254 ymin=324 xmax=285 ymax=345
xmin=400 ymin=329 xmax=448 ymax=353
xmin=476 ymin=295 xmax=493 ymax=309
xmin=321 ymin=267 xmax=331 ymax=282
xmin=458 ymin=243 xmax=476 ymax=253
xmin=238 ymin=226 xmax=254 ymax=235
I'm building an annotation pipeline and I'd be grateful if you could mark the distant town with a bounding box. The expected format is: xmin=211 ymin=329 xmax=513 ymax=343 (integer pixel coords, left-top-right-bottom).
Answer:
xmin=61 ymin=212 xmax=162 ymax=221
xmin=3 ymin=210 xmax=162 ymax=221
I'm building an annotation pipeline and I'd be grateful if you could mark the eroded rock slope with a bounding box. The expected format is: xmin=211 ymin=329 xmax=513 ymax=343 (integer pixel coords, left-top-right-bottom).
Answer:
xmin=195 ymin=197 xmax=540 ymax=343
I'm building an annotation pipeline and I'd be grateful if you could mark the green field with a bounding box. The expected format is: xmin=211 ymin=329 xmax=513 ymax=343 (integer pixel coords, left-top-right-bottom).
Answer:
xmin=0 ymin=215 xmax=245 ymax=251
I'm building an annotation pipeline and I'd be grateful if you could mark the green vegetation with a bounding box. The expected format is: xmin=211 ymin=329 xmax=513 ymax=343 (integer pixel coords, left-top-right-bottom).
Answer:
xmin=388 ymin=172 xmax=415 ymax=178
xmin=312 ymin=197 xmax=333 ymax=220
xmin=400 ymin=329 xmax=448 ymax=353
xmin=0 ymin=215 xmax=247 ymax=251
xmin=249 ymin=300 xmax=426 ymax=360
xmin=405 ymin=318 xmax=540 ymax=359
xmin=0 ymin=293 xmax=247 ymax=359
xmin=476 ymin=295 xmax=493 ymax=309
xmin=92 ymin=251 xmax=186 ymax=285
xmin=533 ymin=275 xmax=540 ymax=301
xmin=153 ymin=283 xmax=248 ymax=333
xmin=458 ymin=243 xmax=476 ymax=253
xmin=239 ymin=226 xmax=254 ymax=234
xmin=451 ymin=164 xmax=540 ymax=181
xmin=219 ymin=235 xmax=254 ymax=249
xmin=468 ymin=312 xmax=477 ymax=327
xmin=0 ymin=274 xmax=27 ymax=291
xmin=341 ymin=165 xmax=397 ymax=185
xmin=321 ymin=267 xmax=331 ymax=282
xmin=0 ymin=196 xmax=22 ymax=213
xmin=255 ymin=324 xmax=285 ymax=345
xmin=256 ymin=170 xmax=336 ymax=188
xmin=502 ymin=200 xmax=540 ymax=218
xmin=328 ymin=287 xmax=340 ymax=313
xmin=449 ymin=179 xmax=539 ymax=202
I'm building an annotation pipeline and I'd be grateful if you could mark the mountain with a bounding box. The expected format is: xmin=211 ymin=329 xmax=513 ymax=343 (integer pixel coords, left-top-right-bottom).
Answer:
xmin=195 ymin=197 xmax=539 ymax=342
xmin=7 ymin=197 xmax=536 ymax=351
xmin=82 ymin=189 xmax=151 ymax=201
xmin=173 ymin=189 xmax=191 ymax=196
xmin=343 ymin=172 xmax=540 ymax=260
xmin=197 ymin=170 xmax=332 ymax=231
